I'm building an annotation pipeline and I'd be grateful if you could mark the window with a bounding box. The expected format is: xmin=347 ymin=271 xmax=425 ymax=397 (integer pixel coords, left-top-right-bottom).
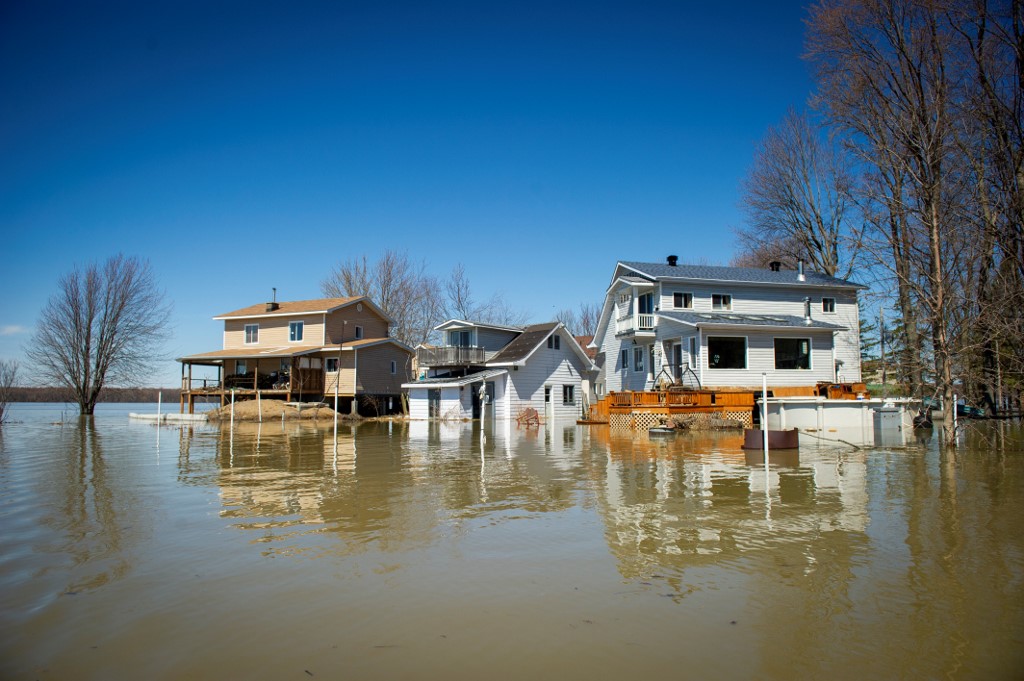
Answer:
xmin=619 ymin=293 xmax=630 ymax=304
xmin=326 ymin=357 xmax=338 ymax=372
xmin=620 ymin=349 xmax=629 ymax=370
xmin=547 ymin=335 xmax=560 ymax=349
xmin=289 ymin=321 xmax=304 ymax=342
xmin=390 ymin=360 xmax=397 ymax=374
xmin=822 ymin=297 xmax=836 ymax=313
xmin=355 ymin=325 xmax=364 ymax=340
xmin=638 ymin=292 xmax=654 ymax=314
xmin=712 ymin=294 xmax=732 ymax=310
xmin=563 ymin=385 xmax=575 ymax=404
xmin=244 ymin=324 xmax=258 ymax=344
xmin=689 ymin=337 xmax=697 ymax=366
xmin=707 ymin=336 xmax=746 ymax=369
xmin=235 ymin=360 xmax=247 ymax=375
xmin=450 ymin=330 xmax=471 ymax=347
xmin=634 ymin=347 xmax=645 ymax=372
xmin=775 ymin=338 xmax=811 ymax=370
xmin=673 ymin=292 xmax=693 ymax=309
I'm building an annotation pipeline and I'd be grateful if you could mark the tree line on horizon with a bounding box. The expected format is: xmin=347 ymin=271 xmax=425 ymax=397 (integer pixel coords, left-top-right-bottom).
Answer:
xmin=730 ymin=0 xmax=1023 ymax=443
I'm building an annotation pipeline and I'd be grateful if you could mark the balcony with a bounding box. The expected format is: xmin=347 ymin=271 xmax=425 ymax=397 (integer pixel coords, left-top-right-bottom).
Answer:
xmin=416 ymin=345 xmax=487 ymax=367
xmin=615 ymin=313 xmax=656 ymax=335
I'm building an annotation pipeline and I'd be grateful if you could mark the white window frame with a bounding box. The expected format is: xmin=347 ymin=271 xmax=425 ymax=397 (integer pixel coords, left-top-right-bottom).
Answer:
xmin=244 ymin=323 xmax=259 ymax=345
xmin=712 ymin=293 xmax=732 ymax=311
xmin=235 ymin=360 xmax=247 ymax=375
xmin=774 ymin=337 xmax=813 ymax=370
xmin=633 ymin=346 xmax=645 ymax=372
xmin=547 ymin=334 xmax=560 ymax=350
xmin=822 ymin=297 xmax=836 ymax=314
xmin=673 ymin=291 xmax=693 ymax=309
xmin=326 ymin=357 xmax=339 ymax=372
xmin=706 ymin=335 xmax=747 ymax=369
xmin=289 ymin=321 xmax=304 ymax=342
xmin=562 ymin=385 xmax=575 ymax=405
xmin=620 ymin=349 xmax=629 ymax=370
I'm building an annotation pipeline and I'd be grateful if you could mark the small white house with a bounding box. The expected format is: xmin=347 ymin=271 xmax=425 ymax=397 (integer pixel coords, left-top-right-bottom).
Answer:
xmin=403 ymin=320 xmax=596 ymax=422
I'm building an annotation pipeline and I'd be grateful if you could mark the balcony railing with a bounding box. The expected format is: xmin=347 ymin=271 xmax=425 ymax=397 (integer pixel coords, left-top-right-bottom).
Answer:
xmin=616 ymin=313 xmax=656 ymax=334
xmin=416 ymin=345 xmax=487 ymax=367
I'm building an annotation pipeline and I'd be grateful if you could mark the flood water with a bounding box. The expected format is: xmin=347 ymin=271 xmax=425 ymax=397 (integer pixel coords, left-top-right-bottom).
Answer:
xmin=1 ymin=404 xmax=1022 ymax=680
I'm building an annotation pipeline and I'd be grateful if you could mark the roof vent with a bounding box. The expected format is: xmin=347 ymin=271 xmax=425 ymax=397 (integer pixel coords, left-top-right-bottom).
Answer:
xmin=797 ymin=259 xmax=806 ymax=282
xmin=769 ymin=261 xmax=781 ymax=272
xmin=666 ymin=255 xmax=678 ymax=267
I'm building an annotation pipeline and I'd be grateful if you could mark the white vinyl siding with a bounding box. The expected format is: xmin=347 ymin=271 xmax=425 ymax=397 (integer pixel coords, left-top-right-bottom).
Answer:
xmin=699 ymin=330 xmax=836 ymax=387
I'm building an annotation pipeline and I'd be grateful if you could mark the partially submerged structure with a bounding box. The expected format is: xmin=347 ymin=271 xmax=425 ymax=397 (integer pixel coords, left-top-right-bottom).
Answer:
xmin=177 ymin=296 xmax=412 ymax=414
xmin=403 ymin=320 xmax=596 ymax=421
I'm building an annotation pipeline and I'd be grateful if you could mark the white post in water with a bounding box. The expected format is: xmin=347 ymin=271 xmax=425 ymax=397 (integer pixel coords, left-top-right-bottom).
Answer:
xmin=157 ymin=391 xmax=162 ymax=423
xmin=257 ymin=391 xmax=262 ymax=423
xmin=230 ymin=390 xmax=235 ymax=430
xmin=762 ymin=372 xmax=769 ymax=464
xmin=953 ymin=392 xmax=958 ymax=442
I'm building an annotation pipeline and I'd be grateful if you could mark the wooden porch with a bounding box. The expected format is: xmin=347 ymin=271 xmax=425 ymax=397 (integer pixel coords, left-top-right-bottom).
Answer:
xmin=179 ymin=363 xmax=328 ymax=414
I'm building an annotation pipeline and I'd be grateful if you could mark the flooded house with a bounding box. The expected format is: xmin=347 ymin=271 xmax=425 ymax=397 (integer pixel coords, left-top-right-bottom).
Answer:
xmin=177 ymin=296 xmax=412 ymax=414
xmin=403 ymin=320 xmax=596 ymax=422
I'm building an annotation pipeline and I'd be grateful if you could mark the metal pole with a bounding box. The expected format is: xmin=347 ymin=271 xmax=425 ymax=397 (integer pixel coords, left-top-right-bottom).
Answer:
xmin=230 ymin=389 xmax=235 ymax=430
xmin=257 ymin=390 xmax=262 ymax=423
xmin=762 ymin=372 xmax=769 ymax=464
xmin=157 ymin=391 xmax=162 ymax=423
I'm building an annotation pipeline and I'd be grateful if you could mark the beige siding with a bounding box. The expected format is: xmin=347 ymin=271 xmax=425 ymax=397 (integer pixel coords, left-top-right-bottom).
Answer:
xmin=324 ymin=305 xmax=389 ymax=344
xmin=355 ymin=344 xmax=413 ymax=394
xmin=224 ymin=315 xmax=325 ymax=349
xmin=324 ymin=353 xmax=357 ymax=395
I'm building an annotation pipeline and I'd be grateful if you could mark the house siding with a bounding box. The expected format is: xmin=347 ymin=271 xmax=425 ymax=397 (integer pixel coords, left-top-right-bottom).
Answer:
xmin=475 ymin=328 xmax=519 ymax=351
xmin=324 ymin=306 xmax=389 ymax=344
xmin=354 ymin=344 xmax=412 ymax=394
xmin=698 ymin=329 xmax=836 ymax=387
xmin=506 ymin=345 xmax=588 ymax=422
xmin=224 ymin=315 xmax=324 ymax=349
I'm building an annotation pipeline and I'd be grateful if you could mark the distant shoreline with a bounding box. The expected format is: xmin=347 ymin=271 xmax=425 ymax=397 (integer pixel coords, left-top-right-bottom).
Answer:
xmin=7 ymin=387 xmax=183 ymax=403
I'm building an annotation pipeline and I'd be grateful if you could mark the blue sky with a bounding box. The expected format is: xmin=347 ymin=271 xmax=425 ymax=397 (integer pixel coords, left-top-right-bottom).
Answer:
xmin=0 ymin=0 xmax=816 ymax=388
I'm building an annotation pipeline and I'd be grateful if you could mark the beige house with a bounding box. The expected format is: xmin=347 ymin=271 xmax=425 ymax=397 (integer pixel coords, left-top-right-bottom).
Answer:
xmin=178 ymin=296 xmax=412 ymax=414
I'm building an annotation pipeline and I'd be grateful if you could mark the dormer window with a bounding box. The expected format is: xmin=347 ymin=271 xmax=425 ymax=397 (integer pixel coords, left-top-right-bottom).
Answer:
xmin=712 ymin=294 xmax=732 ymax=311
xmin=547 ymin=335 xmax=560 ymax=350
xmin=289 ymin=321 xmax=304 ymax=342
xmin=244 ymin=324 xmax=259 ymax=344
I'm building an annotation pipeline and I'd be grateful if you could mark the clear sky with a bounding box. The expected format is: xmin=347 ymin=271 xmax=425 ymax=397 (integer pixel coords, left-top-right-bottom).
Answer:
xmin=0 ymin=0 xmax=816 ymax=388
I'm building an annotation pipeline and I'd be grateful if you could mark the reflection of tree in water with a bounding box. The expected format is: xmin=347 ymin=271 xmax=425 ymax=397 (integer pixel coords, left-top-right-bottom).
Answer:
xmin=46 ymin=420 xmax=132 ymax=594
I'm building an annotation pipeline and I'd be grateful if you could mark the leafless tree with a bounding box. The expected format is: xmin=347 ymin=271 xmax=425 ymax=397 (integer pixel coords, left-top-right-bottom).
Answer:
xmin=555 ymin=302 xmax=602 ymax=337
xmin=0 ymin=359 xmax=17 ymax=425
xmin=737 ymin=108 xmax=859 ymax=278
xmin=321 ymin=249 xmax=444 ymax=347
xmin=443 ymin=263 xmax=529 ymax=327
xmin=27 ymin=255 xmax=171 ymax=415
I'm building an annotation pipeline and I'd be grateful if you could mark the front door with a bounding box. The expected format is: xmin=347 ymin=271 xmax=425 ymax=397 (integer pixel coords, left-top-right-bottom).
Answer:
xmin=428 ymin=389 xmax=441 ymax=418
xmin=672 ymin=343 xmax=683 ymax=380
xmin=544 ymin=385 xmax=553 ymax=422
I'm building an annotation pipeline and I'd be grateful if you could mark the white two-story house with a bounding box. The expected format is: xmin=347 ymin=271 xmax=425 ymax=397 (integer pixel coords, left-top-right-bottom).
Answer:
xmin=591 ymin=257 xmax=864 ymax=396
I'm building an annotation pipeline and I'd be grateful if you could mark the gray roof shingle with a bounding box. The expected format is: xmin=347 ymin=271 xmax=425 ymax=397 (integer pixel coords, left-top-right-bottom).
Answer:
xmin=488 ymin=322 xmax=560 ymax=364
xmin=620 ymin=261 xmax=865 ymax=289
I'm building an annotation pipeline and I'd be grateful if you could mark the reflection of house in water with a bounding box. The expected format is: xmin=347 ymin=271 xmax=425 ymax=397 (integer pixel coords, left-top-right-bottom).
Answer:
xmin=587 ymin=430 xmax=869 ymax=582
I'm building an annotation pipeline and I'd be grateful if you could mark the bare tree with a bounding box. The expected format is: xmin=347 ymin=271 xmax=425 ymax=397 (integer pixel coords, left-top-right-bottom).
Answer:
xmin=0 ymin=359 xmax=17 ymax=425
xmin=27 ymin=255 xmax=171 ymax=415
xmin=737 ymin=108 xmax=858 ymax=278
xmin=443 ymin=263 xmax=529 ymax=327
xmin=321 ymin=249 xmax=444 ymax=347
xmin=555 ymin=302 xmax=602 ymax=337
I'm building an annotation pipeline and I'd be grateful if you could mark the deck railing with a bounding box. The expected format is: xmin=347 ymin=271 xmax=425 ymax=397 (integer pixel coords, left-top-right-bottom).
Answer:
xmin=615 ymin=314 xmax=656 ymax=333
xmin=416 ymin=345 xmax=487 ymax=367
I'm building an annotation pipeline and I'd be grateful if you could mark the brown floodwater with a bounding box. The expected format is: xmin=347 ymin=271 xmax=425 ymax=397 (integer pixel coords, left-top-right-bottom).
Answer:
xmin=1 ymin=404 xmax=1022 ymax=680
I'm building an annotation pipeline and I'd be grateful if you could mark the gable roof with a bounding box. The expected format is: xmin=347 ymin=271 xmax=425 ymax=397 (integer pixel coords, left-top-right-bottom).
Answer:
xmin=213 ymin=296 xmax=393 ymax=322
xmin=615 ymin=261 xmax=866 ymax=290
xmin=402 ymin=368 xmax=508 ymax=389
xmin=487 ymin=322 xmax=596 ymax=369
xmin=434 ymin=319 xmax=524 ymax=333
